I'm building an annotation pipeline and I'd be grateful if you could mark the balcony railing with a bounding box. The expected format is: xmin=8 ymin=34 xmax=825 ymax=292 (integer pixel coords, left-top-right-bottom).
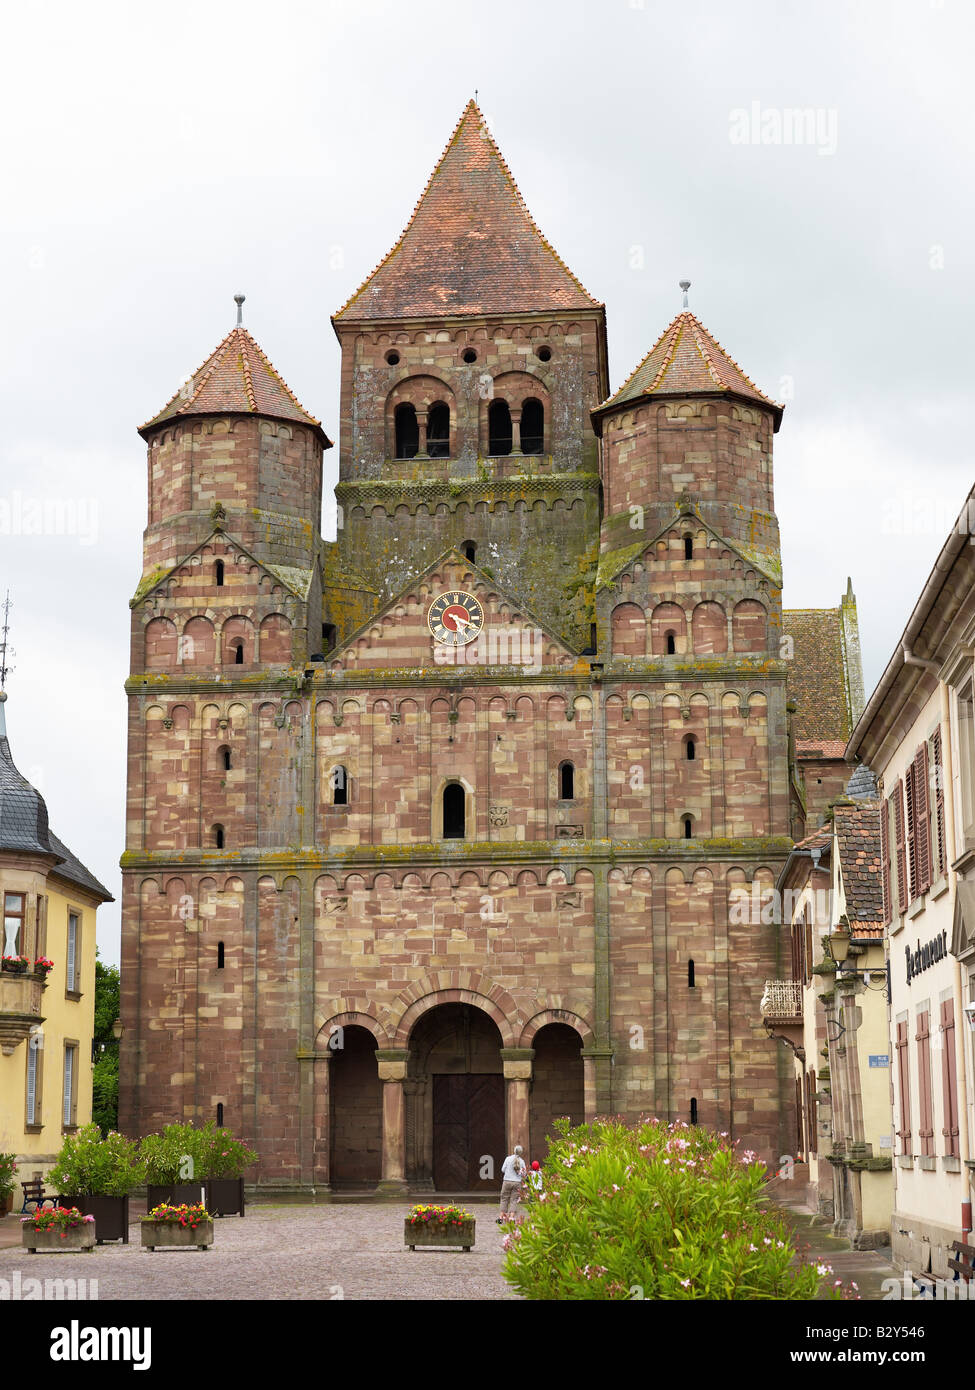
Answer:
xmin=760 ymin=979 xmax=803 ymax=1021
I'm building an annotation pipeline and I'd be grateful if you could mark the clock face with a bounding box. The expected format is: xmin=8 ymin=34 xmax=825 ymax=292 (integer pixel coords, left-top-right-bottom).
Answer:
xmin=427 ymin=590 xmax=484 ymax=646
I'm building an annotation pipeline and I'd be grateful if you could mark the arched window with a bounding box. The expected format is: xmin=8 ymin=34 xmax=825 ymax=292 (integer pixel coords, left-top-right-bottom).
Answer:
xmin=427 ymin=402 xmax=450 ymax=458
xmin=683 ymin=535 xmax=693 ymax=561
xmin=682 ymin=816 xmax=693 ymax=839
xmin=488 ymin=399 xmax=512 ymax=456
xmin=215 ymin=559 xmax=225 ymax=587
xmin=690 ymin=1097 xmax=698 ymax=1125
xmin=666 ymin=631 xmax=676 ymax=655
xmin=520 ymin=398 xmax=544 ymax=454
xmin=217 ymin=941 xmax=225 ymax=970
xmin=688 ymin=958 xmax=695 ymax=988
xmin=332 ymin=766 xmax=349 ymax=806
xmin=463 ymin=541 xmax=476 ymax=562
xmin=322 ymin=623 xmax=337 ymax=652
xmin=213 ymin=824 xmax=225 ymax=849
xmin=443 ymin=783 xmax=465 ymax=839
xmin=685 ymin=737 xmax=696 ymax=762
xmin=559 ymin=762 xmax=575 ymax=800
xmin=219 ymin=746 xmax=232 ymax=771
xmin=395 ymin=403 xmax=419 ymax=459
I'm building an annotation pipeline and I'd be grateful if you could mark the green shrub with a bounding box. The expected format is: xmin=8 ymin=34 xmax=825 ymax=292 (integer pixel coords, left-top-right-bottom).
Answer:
xmin=140 ymin=1122 xmax=257 ymax=1182
xmin=47 ymin=1125 xmax=144 ymax=1197
xmin=0 ymin=1153 xmax=17 ymax=1202
xmin=502 ymin=1117 xmax=831 ymax=1300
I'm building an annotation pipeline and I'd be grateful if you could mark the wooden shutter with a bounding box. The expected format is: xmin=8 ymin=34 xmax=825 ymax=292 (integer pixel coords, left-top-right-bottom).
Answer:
xmin=941 ymin=998 xmax=960 ymax=1157
xmin=804 ymin=905 xmax=813 ymax=982
xmin=914 ymin=744 xmax=932 ymax=895
xmin=26 ymin=1044 xmax=37 ymax=1126
xmin=62 ymin=1047 xmax=74 ymax=1128
xmin=895 ymin=1019 xmax=912 ymax=1154
xmin=805 ymin=1067 xmax=817 ymax=1155
xmin=905 ymin=762 xmax=918 ymax=901
xmin=66 ymin=915 xmax=77 ymax=992
xmin=916 ymin=1010 xmax=934 ymax=1156
xmin=880 ymin=795 xmax=892 ymax=925
xmin=795 ymin=1076 xmax=805 ymax=1156
xmin=893 ymin=781 xmax=907 ymax=912
xmin=932 ymin=728 xmax=946 ymax=879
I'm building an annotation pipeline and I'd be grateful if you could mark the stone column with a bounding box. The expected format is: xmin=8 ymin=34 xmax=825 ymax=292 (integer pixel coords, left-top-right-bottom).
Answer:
xmin=509 ymin=408 xmax=522 ymax=456
xmin=581 ymin=1047 xmax=614 ymax=1120
xmin=501 ymin=1049 xmax=534 ymax=1155
xmin=376 ymin=1049 xmax=410 ymax=1196
xmin=415 ymin=410 xmax=428 ymax=459
xmin=308 ymin=1049 xmax=331 ymax=1191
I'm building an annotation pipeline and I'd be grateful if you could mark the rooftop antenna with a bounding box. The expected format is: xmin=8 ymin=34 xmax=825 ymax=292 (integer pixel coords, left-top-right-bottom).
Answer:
xmin=0 ymin=591 xmax=13 ymax=688
xmin=234 ymin=293 xmax=245 ymax=327
xmin=679 ymin=279 xmax=691 ymax=310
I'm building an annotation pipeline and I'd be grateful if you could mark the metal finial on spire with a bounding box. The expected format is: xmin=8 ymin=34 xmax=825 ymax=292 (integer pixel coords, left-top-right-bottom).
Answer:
xmin=0 ymin=591 xmax=13 ymax=689
xmin=679 ymin=280 xmax=691 ymax=310
xmin=234 ymin=294 xmax=245 ymax=327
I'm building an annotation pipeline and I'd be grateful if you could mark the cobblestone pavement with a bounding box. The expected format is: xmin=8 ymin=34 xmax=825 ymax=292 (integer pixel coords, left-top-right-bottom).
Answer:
xmin=0 ymin=1205 xmax=515 ymax=1301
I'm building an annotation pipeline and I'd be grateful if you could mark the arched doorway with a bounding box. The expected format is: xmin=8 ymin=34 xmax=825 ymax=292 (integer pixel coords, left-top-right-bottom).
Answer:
xmin=329 ymin=1025 xmax=382 ymax=1187
xmin=406 ymin=1003 xmax=505 ymax=1191
xmin=530 ymin=1023 xmax=584 ymax=1157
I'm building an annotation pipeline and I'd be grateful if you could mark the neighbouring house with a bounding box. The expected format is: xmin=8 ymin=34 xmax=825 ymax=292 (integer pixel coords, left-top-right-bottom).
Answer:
xmin=0 ymin=690 xmax=113 ymax=1186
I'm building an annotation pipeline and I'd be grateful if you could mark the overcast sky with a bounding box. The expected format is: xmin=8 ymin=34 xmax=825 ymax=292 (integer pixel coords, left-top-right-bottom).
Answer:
xmin=1 ymin=0 xmax=972 ymax=965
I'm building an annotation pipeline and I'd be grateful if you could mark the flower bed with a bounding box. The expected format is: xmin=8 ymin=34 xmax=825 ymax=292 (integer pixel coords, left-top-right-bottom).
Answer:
xmin=141 ymin=1203 xmax=214 ymax=1251
xmin=22 ymin=1206 xmax=96 ymax=1254
xmin=405 ymin=1204 xmax=476 ymax=1252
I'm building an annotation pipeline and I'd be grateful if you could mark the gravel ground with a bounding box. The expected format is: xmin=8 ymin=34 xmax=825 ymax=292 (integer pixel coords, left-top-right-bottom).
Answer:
xmin=1 ymin=1205 xmax=515 ymax=1301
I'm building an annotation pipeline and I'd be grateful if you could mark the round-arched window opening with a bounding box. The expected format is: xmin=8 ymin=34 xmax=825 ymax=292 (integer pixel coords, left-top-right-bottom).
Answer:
xmin=443 ymin=783 xmax=466 ymax=839
xmin=213 ymin=823 xmax=225 ymax=849
xmin=537 ymin=345 xmax=552 ymax=362
xmin=462 ymin=348 xmax=477 ymax=364
xmin=685 ymin=737 xmax=696 ymax=762
xmin=463 ymin=540 xmax=476 ymax=562
xmin=666 ymin=631 xmax=677 ymax=655
xmin=682 ymin=816 xmax=693 ymax=839
xmin=231 ymin=641 xmax=244 ymax=665
xmin=385 ymin=350 xmax=400 ymax=366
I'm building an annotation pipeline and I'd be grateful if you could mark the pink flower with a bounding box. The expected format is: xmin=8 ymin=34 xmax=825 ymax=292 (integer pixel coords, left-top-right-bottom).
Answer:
xmin=679 ymin=1277 xmax=691 ymax=1288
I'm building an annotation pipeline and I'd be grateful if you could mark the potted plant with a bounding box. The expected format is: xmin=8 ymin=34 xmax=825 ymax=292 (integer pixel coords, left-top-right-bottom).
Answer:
xmin=47 ymin=1124 xmax=144 ymax=1243
xmin=33 ymin=956 xmax=54 ymax=980
xmin=1 ymin=954 xmax=30 ymax=974
xmin=140 ymin=1125 xmax=208 ymax=1210
xmin=22 ymin=1206 xmax=96 ymax=1254
xmin=405 ymin=1203 xmax=476 ymax=1252
xmin=141 ymin=1202 xmax=214 ymax=1252
xmin=0 ymin=1153 xmax=16 ymax=1216
xmin=202 ymin=1127 xmax=257 ymax=1217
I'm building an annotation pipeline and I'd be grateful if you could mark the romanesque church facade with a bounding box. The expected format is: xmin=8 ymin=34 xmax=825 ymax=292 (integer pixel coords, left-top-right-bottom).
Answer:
xmin=119 ymin=102 xmax=861 ymax=1191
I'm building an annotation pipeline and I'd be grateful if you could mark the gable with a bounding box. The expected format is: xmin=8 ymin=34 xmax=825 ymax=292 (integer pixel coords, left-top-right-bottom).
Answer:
xmin=131 ymin=532 xmax=313 ymax=611
xmin=328 ymin=552 xmax=581 ymax=673
xmin=597 ymin=511 xmax=780 ymax=593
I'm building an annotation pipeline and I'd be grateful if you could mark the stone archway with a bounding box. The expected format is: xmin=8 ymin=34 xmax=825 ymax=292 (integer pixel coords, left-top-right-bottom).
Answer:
xmin=530 ymin=1022 xmax=585 ymax=1159
xmin=406 ymin=1002 xmax=505 ymax=1191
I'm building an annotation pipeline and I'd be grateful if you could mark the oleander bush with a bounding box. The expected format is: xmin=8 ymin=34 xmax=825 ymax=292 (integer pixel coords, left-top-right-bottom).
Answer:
xmin=46 ymin=1125 xmax=144 ymax=1197
xmin=140 ymin=1122 xmax=257 ymax=1183
xmin=502 ymin=1117 xmax=831 ymax=1300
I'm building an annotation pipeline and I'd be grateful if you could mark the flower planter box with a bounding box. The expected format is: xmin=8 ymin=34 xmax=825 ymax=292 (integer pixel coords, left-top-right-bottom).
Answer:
xmin=205 ymin=1177 xmax=245 ymax=1217
xmin=141 ymin=1219 xmax=214 ymax=1252
xmin=405 ymin=1219 xmax=475 ymax=1251
xmin=60 ymin=1195 xmax=129 ymax=1244
xmin=146 ymin=1182 xmax=206 ymax=1212
xmin=23 ymin=1224 xmax=96 ymax=1254
xmin=1 ymin=961 xmax=29 ymax=975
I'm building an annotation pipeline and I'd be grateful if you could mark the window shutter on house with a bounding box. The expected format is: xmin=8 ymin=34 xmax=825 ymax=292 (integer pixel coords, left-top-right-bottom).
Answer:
xmin=895 ymin=1019 xmax=911 ymax=1154
xmin=806 ymin=1067 xmax=818 ymax=1155
xmin=914 ymin=744 xmax=932 ymax=895
xmin=905 ymin=762 xmax=918 ymax=902
xmin=26 ymin=1045 xmax=37 ymax=1125
xmin=62 ymin=1047 xmax=74 ymax=1128
xmin=880 ymin=795 xmax=892 ymax=925
xmin=932 ymin=728 xmax=946 ymax=879
xmin=916 ymin=1010 xmax=934 ymax=1156
xmin=66 ymin=916 xmax=77 ymax=992
xmin=804 ymin=906 xmax=813 ymax=982
xmin=893 ymin=781 xmax=907 ymax=912
xmin=941 ymin=998 xmax=959 ymax=1157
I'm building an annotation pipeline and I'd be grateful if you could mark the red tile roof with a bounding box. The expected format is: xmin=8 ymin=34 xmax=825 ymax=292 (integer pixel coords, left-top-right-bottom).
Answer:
xmin=333 ymin=100 xmax=600 ymax=323
xmin=140 ymin=327 xmax=326 ymax=440
xmin=796 ymin=739 xmax=849 ymax=760
xmin=595 ymin=310 xmax=782 ymax=423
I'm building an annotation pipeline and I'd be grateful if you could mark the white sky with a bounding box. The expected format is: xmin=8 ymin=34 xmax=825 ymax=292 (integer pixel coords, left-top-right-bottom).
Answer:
xmin=1 ymin=0 xmax=972 ymax=965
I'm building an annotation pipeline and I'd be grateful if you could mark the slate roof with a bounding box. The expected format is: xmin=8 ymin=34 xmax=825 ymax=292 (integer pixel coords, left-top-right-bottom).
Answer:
xmin=784 ymin=608 xmax=855 ymax=743
xmin=333 ymin=100 xmax=600 ymax=322
xmin=845 ymin=763 xmax=878 ymax=800
xmin=140 ymin=327 xmax=327 ymax=442
xmin=834 ymin=801 xmax=884 ymax=930
xmin=595 ymin=310 xmax=782 ymax=426
xmin=0 ymin=696 xmax=112 ymax=902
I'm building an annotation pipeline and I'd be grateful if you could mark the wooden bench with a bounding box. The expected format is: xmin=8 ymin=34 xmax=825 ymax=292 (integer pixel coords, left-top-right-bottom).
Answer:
xmin=20 ymin=1180 xmax=57 ymax=1214
xmin=948 ymin=1241 xmax=975 ymax=1283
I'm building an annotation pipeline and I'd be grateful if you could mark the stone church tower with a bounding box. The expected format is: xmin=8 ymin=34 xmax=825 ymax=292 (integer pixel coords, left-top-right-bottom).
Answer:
xmin=120 ymin=101 xmax=840 ymax=1191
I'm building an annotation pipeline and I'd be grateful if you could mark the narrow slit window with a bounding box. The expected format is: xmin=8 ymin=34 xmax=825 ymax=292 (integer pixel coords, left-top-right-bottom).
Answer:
xmin=332 ymin=766 xmax=348 ymax=806
xmin=215 ymin=559 xmax=225 ymax=587
xmin=322 ymin=623 xmax=337 ymax=652
xmin=559 ymin=762 xmax=575 ymax=800
xmin=220 ymin=746 xmax=232 ymax=772
xmin=688 ymin=959 xmax=695 ymax=988
xmin=666 ymin=631 xmax=676 ymax=655
xmin=686 ymin=737 xmax=696 ymax=761
xmin=682 ymin=816 xmax=693 ymax=839
xmin=216 ymin=1103 xmax=224 ymax=1127
xmin=217 ymin=941 xmax=225 ymax=969
xmin=443 ymin=783 xmax=466 ymax=839
xmin=213 ymin=824 xmax=225 ymax=849
xmin=684 ymin=536 xmax=693 ymax=560
xmin=463 ymin=541 xmax=476 ymax=562
xmin=690 ymin=1097 xmax=698 ymax=1125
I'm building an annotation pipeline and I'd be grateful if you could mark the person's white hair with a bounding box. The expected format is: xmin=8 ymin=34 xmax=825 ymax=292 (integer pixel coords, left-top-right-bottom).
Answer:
xmin=513 ymin=1145 xmax=523 ymax=1154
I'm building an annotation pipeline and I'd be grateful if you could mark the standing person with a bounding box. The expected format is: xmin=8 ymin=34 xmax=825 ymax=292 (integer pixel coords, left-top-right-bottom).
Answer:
xmin=497 ymin=1144 xmax=526 ymax=1223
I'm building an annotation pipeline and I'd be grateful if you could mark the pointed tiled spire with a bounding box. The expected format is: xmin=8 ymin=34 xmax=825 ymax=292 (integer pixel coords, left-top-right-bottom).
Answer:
xmin=333 ymin=100 xmax=600 ymax=322
xmin=596 ymin=310 xmax=782 ymax=426
xmin=0 ymin=691 xmax=54 ymax=858
xmin=140 ymin=317 xmax=326 ymax=441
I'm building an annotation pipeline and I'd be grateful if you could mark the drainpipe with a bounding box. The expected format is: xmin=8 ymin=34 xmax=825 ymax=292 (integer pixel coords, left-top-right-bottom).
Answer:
xmin=939 ymin=677 xmax=972 ymax=1238
xmin=903 ymin=647 xmax=939 ymax=674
